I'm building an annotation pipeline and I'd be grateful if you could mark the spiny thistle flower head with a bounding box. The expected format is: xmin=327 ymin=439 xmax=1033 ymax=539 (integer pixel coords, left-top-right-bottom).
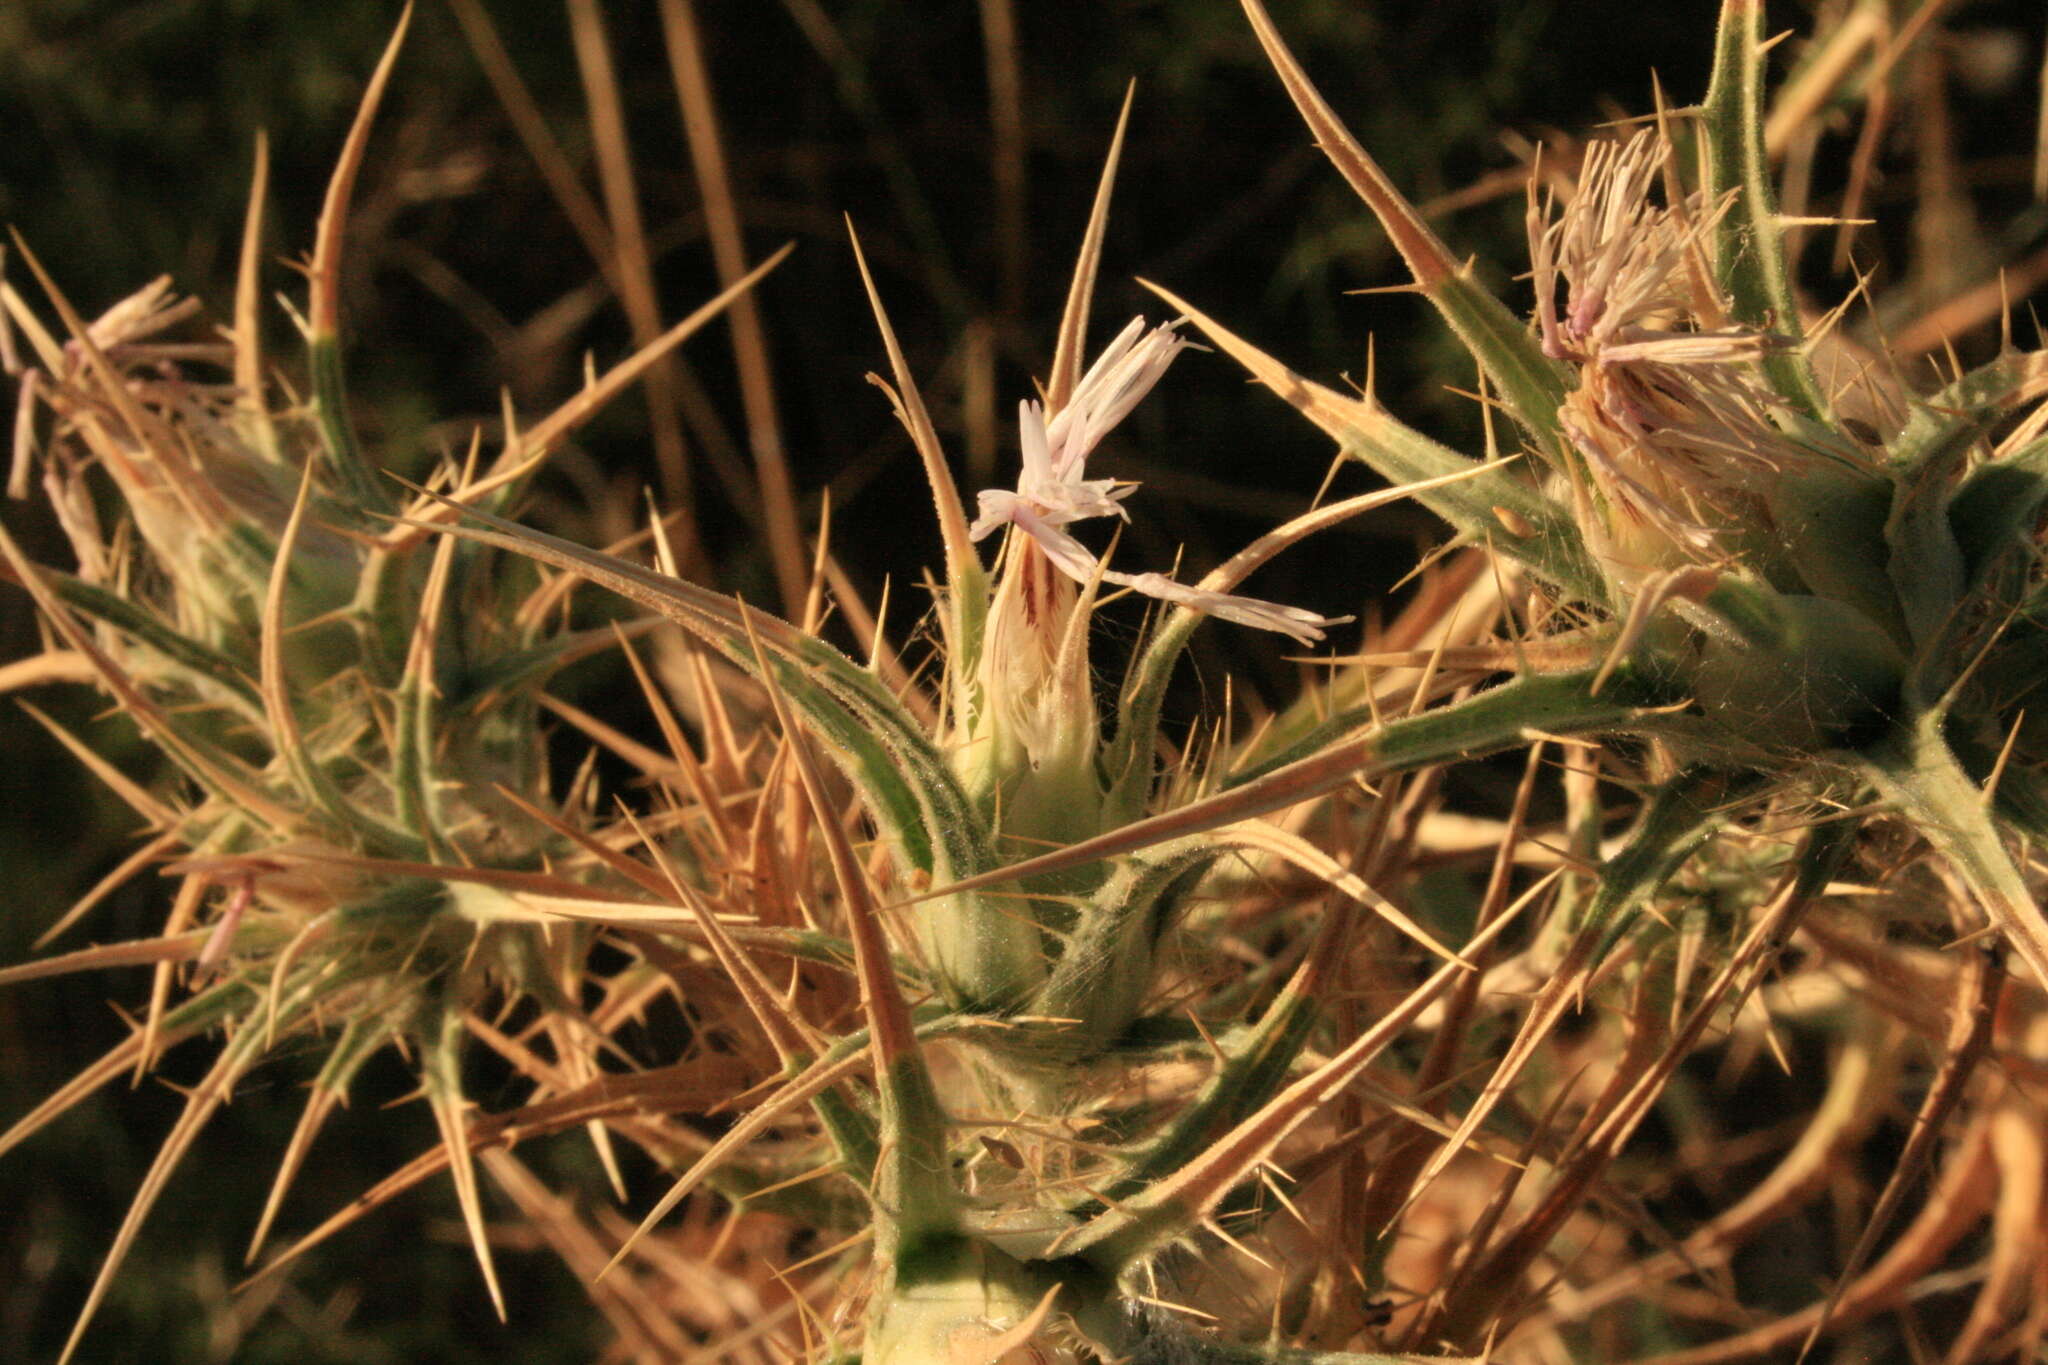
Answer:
xmin=970 ymin=316 xmax=1182 ymax=551
xmin=1531 ymin=129 xmax=1824 ymax=585
xmin=964 ymin=315 xmax=1342 ymax=783
xmin=972 ymin=315 xmax=1342 ymax=647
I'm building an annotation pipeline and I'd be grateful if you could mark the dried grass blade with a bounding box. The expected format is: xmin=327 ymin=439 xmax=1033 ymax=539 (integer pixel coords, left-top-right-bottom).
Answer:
xmin=233 ymin=131 xmax=279 ymax=460
xmin=657 ymin=0 xmax=807 ymax=615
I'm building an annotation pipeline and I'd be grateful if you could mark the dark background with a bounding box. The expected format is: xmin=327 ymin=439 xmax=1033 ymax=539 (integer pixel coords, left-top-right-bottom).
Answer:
xmin=2 ymin=2 xmax=2044 ymax=1359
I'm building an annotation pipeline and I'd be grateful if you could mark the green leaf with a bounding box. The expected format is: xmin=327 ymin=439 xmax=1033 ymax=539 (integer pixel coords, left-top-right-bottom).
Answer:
xmin=1232 ymin=665 xmax=1665 ymax=791
xmin=1701 ymin=0 xmax=1825 ymax=415
xmin=1946 ymin=434 xmax=2048 ymax=590
xmin=410 ymin=493 xmax=999 ymax=888
xmin=1334 ymin=419 xmax=1605 ymax=604
xmin=308 ymin=335 xmax=391 ymax=520
xmin=1156 ymin=294 xmax=1605 ymax=609
xmin=1240 ymin=0 xmax=1574 ymax=449
xmin=42 ymin=570 xmax=262 ymax=713
xmin=1026 ymin=843 xmax=1225 ymax=1063
xmin=1862 ymin=712 xmax=2048 ymax=991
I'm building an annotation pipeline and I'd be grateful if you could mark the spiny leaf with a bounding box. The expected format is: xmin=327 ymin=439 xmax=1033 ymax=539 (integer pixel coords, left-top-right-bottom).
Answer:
xmin=37 ymin=569 xmax=262 ymax=713
xmin=0 ymin=516 xmax=298 ymax=831
xmin=1238 ymin=0 xmax=1572 ymax=444
xmin=932 ymin=666 xmax=1662 ymax=907
xmin=1864 ymin=714 xmax=2048 ymax=991
xmin=263 ymin=463 xmax=422 ymax=856
xmin=1701 ymin=0 xmax=1826 ymax=414
xmin=1147 ymin=283 xmax=1604 ymax=607
xmin=1229 ymin=665 xmax=1658 ymax=796
xmin=744 ymin=604 xmax=958 ymax=1247
xmin=412 ymin=490 xmax=1049 ymax=1007
xmin=424 ymin=1006 xmax=507 ymax=1321
xmin=846 ymin=224 xmax=986 ymax=693
xmin=0 ymin=929 xmax=203 ymax=989
xmin=391 ymin=522 xmax=459 ymax=848
xmin=307 ymin=3 xmax=414 ymax=516
xmin=408 ymin=491 xmax=986 ymax=878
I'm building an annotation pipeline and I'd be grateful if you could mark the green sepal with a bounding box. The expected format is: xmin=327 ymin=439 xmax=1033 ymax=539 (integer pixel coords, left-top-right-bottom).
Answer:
xmin=811 ymin=1083 xmax=883 ymax=1187
xmin=1691 ymin=583 xmax=1905 ymax=753
xmin=1884 ymin=436 xmax=1973 ymax=656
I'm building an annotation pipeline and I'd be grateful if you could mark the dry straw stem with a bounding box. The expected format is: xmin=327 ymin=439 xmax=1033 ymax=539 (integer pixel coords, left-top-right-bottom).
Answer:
xmin=656 ymin=0 xmax=809 ymax=617
xmin=564 ymin=0 xmax=697 ymax=533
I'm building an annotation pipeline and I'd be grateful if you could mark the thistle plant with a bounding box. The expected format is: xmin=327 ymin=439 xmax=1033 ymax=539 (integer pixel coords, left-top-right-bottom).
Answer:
xmin=8 ymin=2 xmax=2048 ymax=1362
xmin=0 ymin=12 xmax=786 ymax=1361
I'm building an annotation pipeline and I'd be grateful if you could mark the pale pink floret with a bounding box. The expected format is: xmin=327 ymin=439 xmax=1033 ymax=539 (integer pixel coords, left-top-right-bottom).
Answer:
xmin=970 ymin=317 xmax=1343 ymax=646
